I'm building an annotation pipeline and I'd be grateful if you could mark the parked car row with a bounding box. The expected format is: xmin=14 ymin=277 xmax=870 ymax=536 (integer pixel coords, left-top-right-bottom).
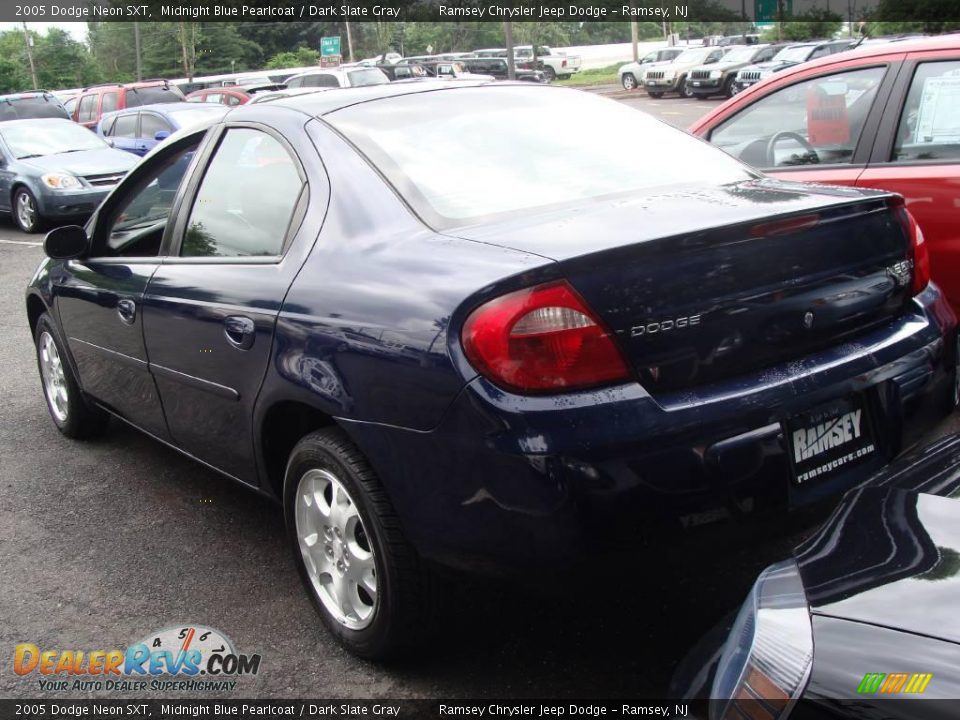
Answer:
xmin=620 ymin=38 xmax=876 ymax=98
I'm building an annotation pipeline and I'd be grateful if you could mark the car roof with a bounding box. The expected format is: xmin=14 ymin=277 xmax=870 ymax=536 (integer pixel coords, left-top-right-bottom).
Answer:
xmin=264 ymin=79 xmax=496 ymax=116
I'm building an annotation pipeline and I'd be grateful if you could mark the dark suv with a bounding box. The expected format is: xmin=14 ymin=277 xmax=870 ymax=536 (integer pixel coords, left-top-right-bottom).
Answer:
xmin=0 ymin=91 xmax=70 ymax=121
xmin=72 ymin=81 xmax=184 ymax=130
xmin=688 ymin=44 xmax=782 ymax=98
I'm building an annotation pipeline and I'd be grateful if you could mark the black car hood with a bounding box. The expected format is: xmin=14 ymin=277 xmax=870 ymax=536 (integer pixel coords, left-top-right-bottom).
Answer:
xmin=795 ymin=435 xmax=960 ymax=643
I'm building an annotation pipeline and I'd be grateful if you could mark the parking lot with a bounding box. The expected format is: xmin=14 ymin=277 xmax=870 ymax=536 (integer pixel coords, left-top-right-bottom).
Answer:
xmin=2 ymin=90 xmax=957 ymax=700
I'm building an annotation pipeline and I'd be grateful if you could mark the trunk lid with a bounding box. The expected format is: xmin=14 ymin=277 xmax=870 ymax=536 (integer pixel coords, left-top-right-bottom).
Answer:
xmin=453 ymin=180 xmax=913 ymax=395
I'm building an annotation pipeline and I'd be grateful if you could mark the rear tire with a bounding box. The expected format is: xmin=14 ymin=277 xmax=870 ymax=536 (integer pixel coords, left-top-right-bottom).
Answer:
xmin=544 ymin=66 xmax=557 ymax=82
xmin=284 ymin=427 xmax=433 ymax=659
xmin=34 ymin=313 xmax=109 ymax=439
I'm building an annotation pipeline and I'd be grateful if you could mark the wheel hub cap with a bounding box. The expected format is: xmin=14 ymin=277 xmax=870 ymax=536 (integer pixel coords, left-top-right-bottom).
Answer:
xmin=295 ymin=468 xmax=378 ymax=630
xmin=39 ymin=331 xmax=68 ymax=422
xmin=17 ymin=193 xmax=35 ymax=229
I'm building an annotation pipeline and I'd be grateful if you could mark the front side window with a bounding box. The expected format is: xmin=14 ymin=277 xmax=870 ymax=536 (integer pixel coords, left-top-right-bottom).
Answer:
xmin=99 ymin=141 xmax=199 ymax=258
xmin=308 ymin=74 xmax=341 ymax=88
xmin=181 ymin=129 xmax=303 ymax=258
xmin=893 ymin=60 xmax=960 ymax=162
xmin=114 ymin=114 xmax=138 ymax=138
xmin=286 ymin=76 xmax=303 ymax=89
xmin=710 ymin=66 xmax=886 ymax=168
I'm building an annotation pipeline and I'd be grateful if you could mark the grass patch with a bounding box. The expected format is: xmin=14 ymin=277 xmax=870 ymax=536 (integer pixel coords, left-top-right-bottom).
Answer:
xmin=554 ymin=62 xmax=625 ymax=87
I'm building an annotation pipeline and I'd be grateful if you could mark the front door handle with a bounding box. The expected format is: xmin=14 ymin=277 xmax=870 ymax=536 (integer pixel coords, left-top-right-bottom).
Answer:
xmin=224 ymin=315 xmax=255 ymax=350
xmin=117 ymin=298 xmax=136 ymax=325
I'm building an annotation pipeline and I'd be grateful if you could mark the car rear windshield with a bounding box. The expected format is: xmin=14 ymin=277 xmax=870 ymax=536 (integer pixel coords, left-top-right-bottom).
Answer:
xmin=1 ymin=121 xmax=106 ymax=158
xmin=0 ymin=96 xmax=69 ymax=121
xmin=125 ymin=86 xmax=183 ymax=107
xmin=328 ymin=86 xmax=754 ymax=228
xmin=346 ymin=69 xmax=389 ymax=87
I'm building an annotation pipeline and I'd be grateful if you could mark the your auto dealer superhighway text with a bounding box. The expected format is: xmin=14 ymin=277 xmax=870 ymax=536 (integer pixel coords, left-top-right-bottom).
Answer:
xmin=439 ymin=706 xmax=682 ymax=717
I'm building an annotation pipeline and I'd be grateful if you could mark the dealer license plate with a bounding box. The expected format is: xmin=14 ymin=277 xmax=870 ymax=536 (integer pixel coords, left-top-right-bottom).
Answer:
xmin=785 ymin=396 xmax=877 ymax=486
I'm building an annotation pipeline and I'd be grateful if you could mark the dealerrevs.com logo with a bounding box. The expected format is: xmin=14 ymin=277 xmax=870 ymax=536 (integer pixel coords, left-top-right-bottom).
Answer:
xmin=14 ymin=625 xmax=262 ymax=692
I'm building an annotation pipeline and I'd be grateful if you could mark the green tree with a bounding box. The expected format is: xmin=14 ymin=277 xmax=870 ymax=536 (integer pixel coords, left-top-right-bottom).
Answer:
xmin=266 ymin=47 xmax=320 ymax=70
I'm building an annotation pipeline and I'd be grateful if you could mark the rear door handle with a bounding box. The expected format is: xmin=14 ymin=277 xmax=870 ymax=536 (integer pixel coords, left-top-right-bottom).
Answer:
xmin=223 ymin=315 xmax=255 ymax=350
xmin=117 ymin=298 xmax=136 ymax=325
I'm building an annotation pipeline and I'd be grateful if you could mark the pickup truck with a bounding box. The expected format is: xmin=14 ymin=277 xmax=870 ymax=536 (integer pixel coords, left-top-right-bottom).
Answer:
xmin=473 ymin=46 xmax=582 ymax=81
xmin=514 ymin=45 xmax=582 ymax=81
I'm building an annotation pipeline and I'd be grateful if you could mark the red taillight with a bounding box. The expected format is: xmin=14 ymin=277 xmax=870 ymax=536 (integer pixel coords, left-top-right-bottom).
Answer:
xmin=461 ymin=281 xmax=630 ymax=393
xmin=890 ymin=198 xmax=930 ymax=295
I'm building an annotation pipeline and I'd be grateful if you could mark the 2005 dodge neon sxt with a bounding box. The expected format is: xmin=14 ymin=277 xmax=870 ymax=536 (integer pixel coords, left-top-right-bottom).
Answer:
xmin=25 ymin=82 xmax=958 ymax=658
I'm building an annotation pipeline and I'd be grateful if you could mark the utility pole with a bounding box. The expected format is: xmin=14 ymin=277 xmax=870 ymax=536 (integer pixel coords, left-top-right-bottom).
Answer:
xmin=21 ymin=23 xmax=38 ymax=89
xmin=345 ymin=22 xmax=354 ymax=63
xmin=630 ymin=20 xmax=639 ymax=62
xmin=504 ymin=21 xmax=515 ymax=81
xmin=134 ymin=22 xmax=142 ymax=81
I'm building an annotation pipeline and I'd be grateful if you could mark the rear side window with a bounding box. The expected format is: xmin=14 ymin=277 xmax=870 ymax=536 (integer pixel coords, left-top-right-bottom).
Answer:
xmin=114 ymin=114 xmax=138 ymax=138
xmin=286 ymin=76 xmax=303 ymax=89
xmin=893 ymin=60 xmax=960 ymax=162
xmin=77 ymin=94 xmax=98 ymax=122
xmin=100 ymin=92 xmax=118 ymax=114
xmin=205 ymin=93 xmax=222 ymax=104
xmin=181 ymin=128 xmax=303 ymax=258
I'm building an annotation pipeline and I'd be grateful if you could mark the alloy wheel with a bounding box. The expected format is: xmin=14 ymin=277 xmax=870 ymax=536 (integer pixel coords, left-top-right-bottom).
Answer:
xmin=38 ymin=331 xmax=68 ymax=423
xmin=16 ymin=191 xmax=36 ymax=231
xmin=295 ymin=468 xmax=378 ymax=630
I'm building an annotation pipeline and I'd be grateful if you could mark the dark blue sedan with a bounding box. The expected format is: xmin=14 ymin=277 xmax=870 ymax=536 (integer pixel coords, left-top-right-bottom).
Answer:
xmin=26 ymin=82 xmax=958 ymax=659
xmin=96 ymin=102 xmax=228 ymax=156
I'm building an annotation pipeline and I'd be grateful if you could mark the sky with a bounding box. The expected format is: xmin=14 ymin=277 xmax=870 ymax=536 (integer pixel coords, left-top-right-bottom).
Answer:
xmin=0 ymin=22 xmax=88 ymax=43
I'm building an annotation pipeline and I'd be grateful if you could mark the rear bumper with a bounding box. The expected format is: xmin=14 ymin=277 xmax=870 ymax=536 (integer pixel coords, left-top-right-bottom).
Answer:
xmin=342 ymin=283 xmax=957 ymax=575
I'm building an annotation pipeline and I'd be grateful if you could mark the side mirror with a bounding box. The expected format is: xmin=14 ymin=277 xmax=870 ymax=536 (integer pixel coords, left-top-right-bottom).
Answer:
xmin=154 ymin=131 xmax=171 ymax=142
xmin=44 ymin=225 xmax=88 ymax=260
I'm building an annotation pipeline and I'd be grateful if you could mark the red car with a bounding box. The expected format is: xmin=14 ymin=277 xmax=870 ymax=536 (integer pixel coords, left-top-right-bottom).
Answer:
xmin=72 ymin=80 xmax=183 ymax=130
xmin=184 ymin=84 xmax=284 ymax=106
xmin=691 ymin=35 xmax=960 ymax=311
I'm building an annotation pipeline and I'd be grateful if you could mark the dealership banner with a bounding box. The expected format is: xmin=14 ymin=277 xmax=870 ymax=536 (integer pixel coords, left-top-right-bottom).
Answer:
xmin=4 ymin=0 xmax=951 ymax=24
xmin=6 ymin=699 xmax=960 ymax=719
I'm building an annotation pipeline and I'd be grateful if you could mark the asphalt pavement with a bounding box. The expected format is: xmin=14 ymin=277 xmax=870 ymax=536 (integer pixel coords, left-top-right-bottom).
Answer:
xmin=2 ymin=93 xmax=958 ymax=701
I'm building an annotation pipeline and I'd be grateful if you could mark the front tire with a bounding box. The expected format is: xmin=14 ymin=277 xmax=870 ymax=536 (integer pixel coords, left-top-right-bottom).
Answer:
xmin=678 ymin=77 xmax=694 ymax=98
xmin=14 ymin=187 xmax=42 ymax=234
xmin=34 ymin=313 xmax=109 ymax=439
xmin=284 ymin=428 xmax=432 ymax=659
xmin=621 ymin=73 xmax=637 ymax=91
